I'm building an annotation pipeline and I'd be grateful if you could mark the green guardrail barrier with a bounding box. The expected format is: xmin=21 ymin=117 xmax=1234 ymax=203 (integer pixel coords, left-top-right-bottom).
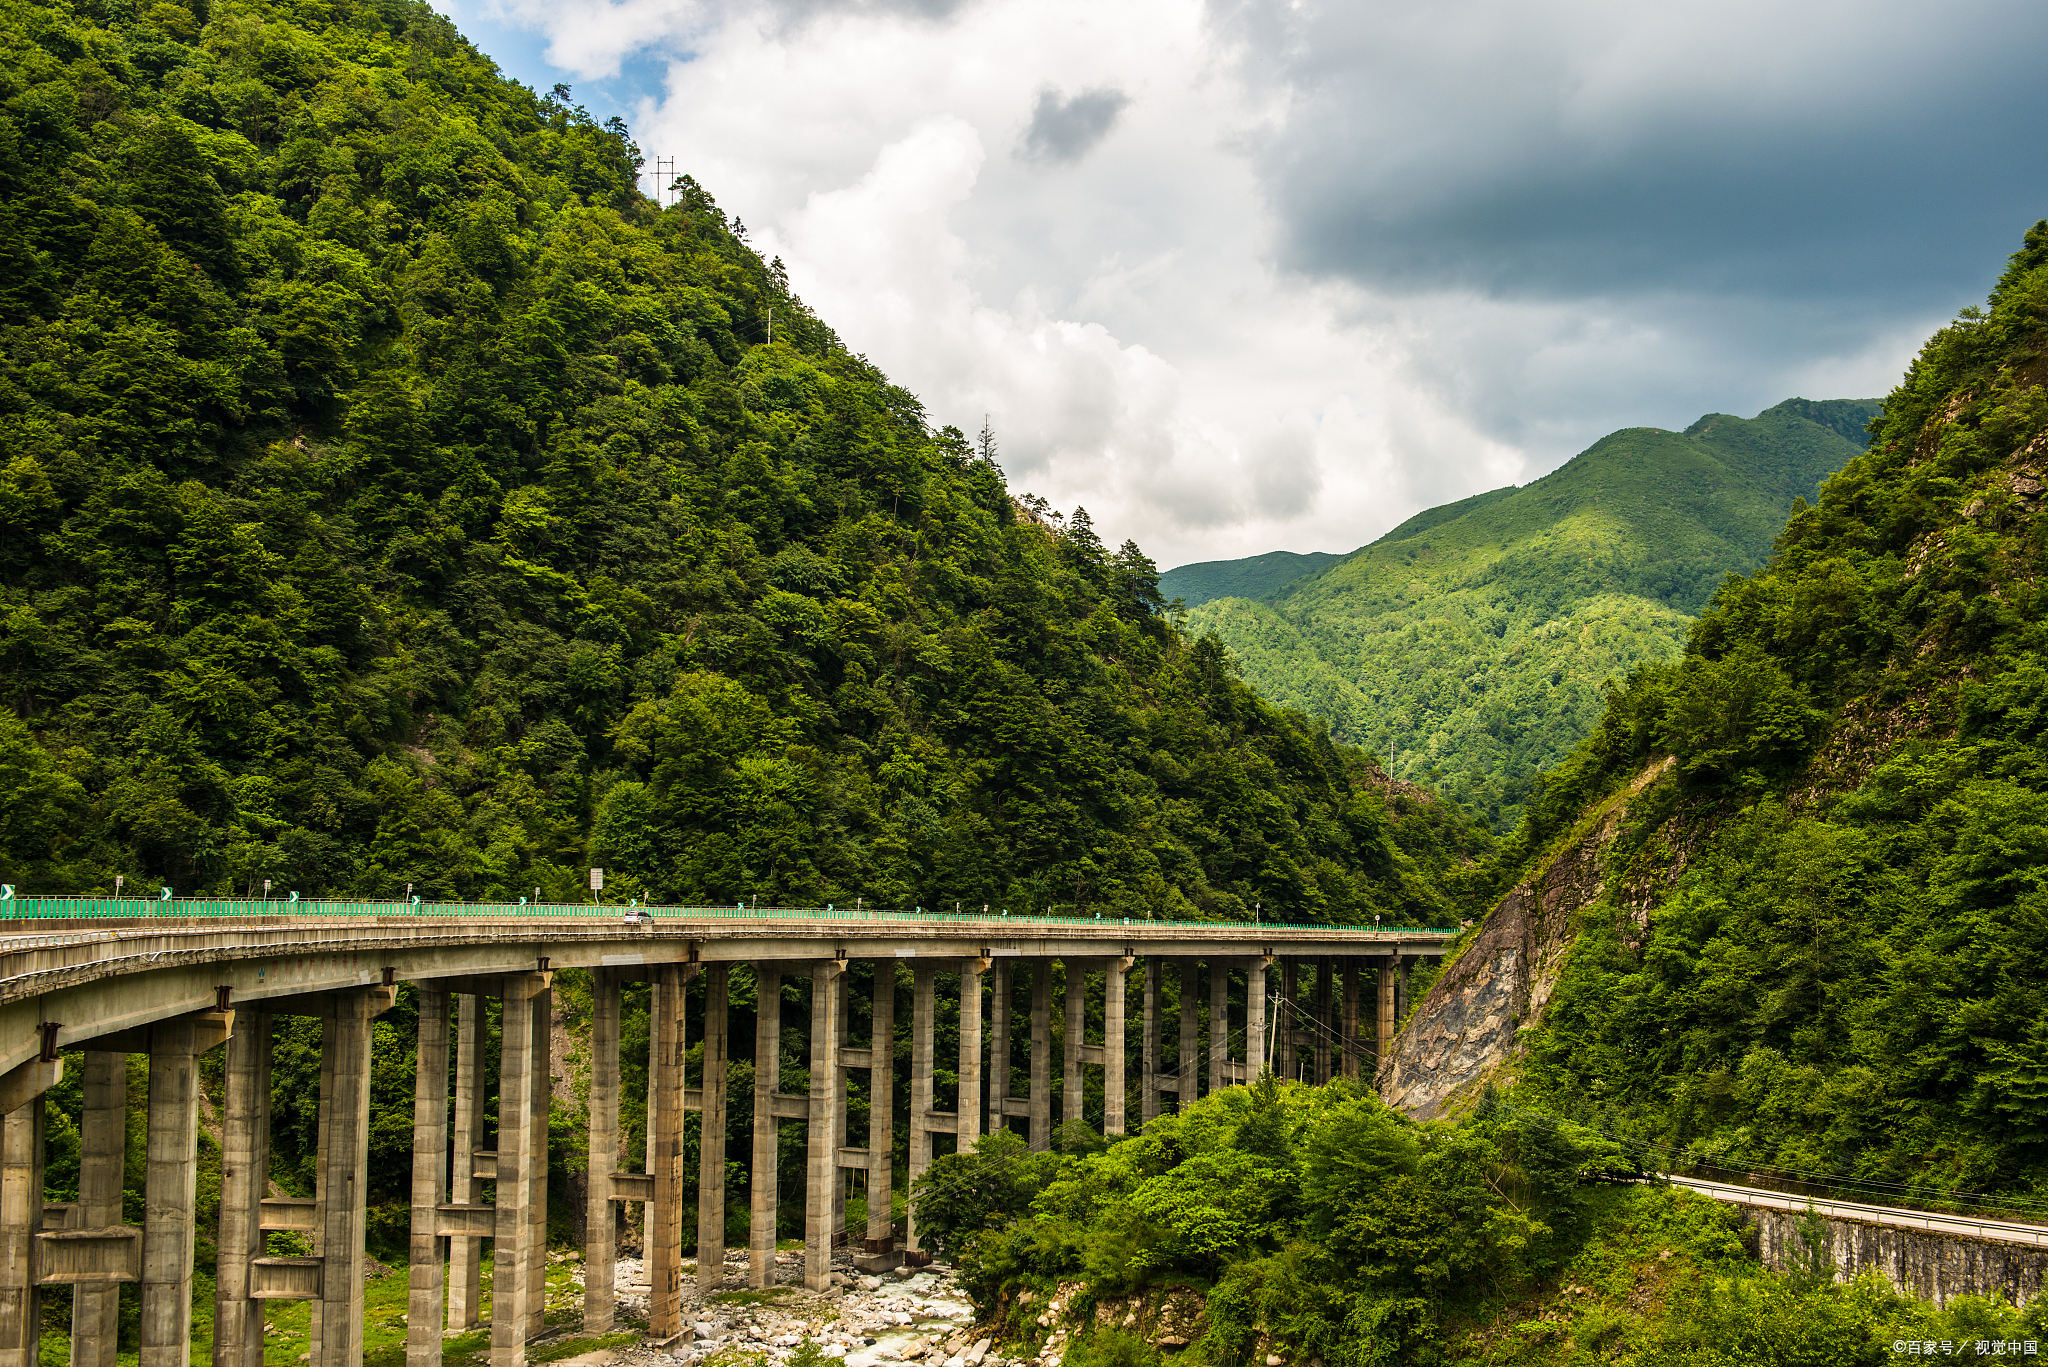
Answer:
xmin=0 ymin=891 xmax=1458 ymax=936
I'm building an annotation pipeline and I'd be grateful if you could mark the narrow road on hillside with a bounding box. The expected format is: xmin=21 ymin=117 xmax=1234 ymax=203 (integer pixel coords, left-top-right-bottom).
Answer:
xmin=1667 ymin=1175 xmax=2048 ymax=1247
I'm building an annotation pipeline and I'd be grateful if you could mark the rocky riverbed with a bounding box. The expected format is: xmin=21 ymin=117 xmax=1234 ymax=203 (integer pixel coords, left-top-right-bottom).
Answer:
xmin=569 ymin=1251 xmax=1033 ymax=1367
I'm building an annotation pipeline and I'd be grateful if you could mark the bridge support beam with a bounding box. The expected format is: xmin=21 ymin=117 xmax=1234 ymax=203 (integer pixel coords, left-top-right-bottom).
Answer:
xmin=313 ymin=993 xmax=372 ymax=1367
xmin=958 ymin=961 xmax=984 ymax=1148
xmin=73 ymin=1051 xmax=125 ymax=1367
xmin=1313 ymin=959 xmax=1332 ymax=1085
xmin=646 ymin=967 xmax=683 ymax=1336
xmin=904 ymin=966 xmax=935 ymax=1253
xmin=1103 ymin=958 xmax=1127 ymax=1135
xmin=988 ymin=963 xmax=1010 ymax=1134
xmin=1376 ymin=958 xmax=1396 ymax=1060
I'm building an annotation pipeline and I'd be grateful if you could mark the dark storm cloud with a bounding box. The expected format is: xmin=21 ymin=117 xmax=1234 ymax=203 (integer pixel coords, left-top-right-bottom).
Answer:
xmin=1221 ymin=0 xmax=2048 ymax=312
xmin=1020 ymin=87 xmax=1132 ymax=163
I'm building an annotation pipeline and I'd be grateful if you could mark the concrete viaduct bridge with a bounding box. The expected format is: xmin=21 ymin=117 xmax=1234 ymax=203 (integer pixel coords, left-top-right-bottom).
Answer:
xmin=0 ymin=899 xmax=1454 ymax=1367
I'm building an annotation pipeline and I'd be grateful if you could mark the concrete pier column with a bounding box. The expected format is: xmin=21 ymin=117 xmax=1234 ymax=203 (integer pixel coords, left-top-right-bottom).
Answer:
xmin=140 ymin=1017 xmax=203 ymax=1367
xmin=697 ymin=965 xmax=730 ymax=1293
xmin=1140 ymin=958 xmax=1162 ymax=1126
xmin=1397 ymin=955 xmax=1412 ymax=1025
xmin=646 ymin=968 xmax=684 ymax=1336
xmin=1340 ymin=962 xmax=1361 ymax=1082
xmin=1376 ymin=959 xmax=1396 ymax=1058
xmin=905 ymin=966 xmax=935 ymax=1252
xmin=406 ymin=987 xmax=450 ymax=1367
xmin=803 ymin=964 xmax=844 ymax=1291
xmin=834 ymin=978 xmax=851 ymax=1243
xmin=215 ymin=1015 xmax=271 ymax=1367
xmin=525 ymin=990 xmax=550 ymax=1342
xmin=1027 ymin=964 xmax=1052 ymax=1144
xmin=989 ymin=962 xmax=1010 ymax=1132
xmin=72 ymin=1051 xmax=125 ymax=1367
xmin=1177 ymin=962 xmax=1198 ymax=1105
xmin=1245 ymin=957 xmax=1267 ymax=1079
xmin=865 ymin=963 xmax=895 ymax=1252
xmin=583 ymin=971 xmax=621 ymax=1334
xmin=748 ymin=965 xmax=782 ymax=1289
xmin=1208 ymin=961 xmax=1228 ymax=1095
xmin=1278 ymin=960 xmax=1297 ymax=1081
xmin=1103 ymin=959 xmax=1127 ymax=1135
xmin=493 ymin=985 xmax=537 ymax=1365
xmin=313 ymin=993 xmax=372 ymax=1367
xmin=0 ymin=1093 xmax=45 ymax=1367
xmin=447 ymin=996 xmax=487 ymax=1329
xmin=958 ymin=961 xmax=985 ymax=1146
xmin=1062 ymin=960 xmax=1085 ymax=1127
xmin=1313 ymin=959 xmax=1333 ymax=1086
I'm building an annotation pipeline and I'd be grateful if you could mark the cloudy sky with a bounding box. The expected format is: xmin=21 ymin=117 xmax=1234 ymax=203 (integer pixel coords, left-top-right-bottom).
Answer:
xmin=443 ymin=0 xmax=2048 ymax=570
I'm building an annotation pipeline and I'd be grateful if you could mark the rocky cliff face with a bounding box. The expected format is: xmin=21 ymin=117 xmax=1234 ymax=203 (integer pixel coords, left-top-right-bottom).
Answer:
xmin=1377 ymin=757 xmax=1678 ymax=1119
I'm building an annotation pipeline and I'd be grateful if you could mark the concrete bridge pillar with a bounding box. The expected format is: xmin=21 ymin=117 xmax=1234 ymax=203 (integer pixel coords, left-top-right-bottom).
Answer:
xmin=988 ymin=962 xmax=1010 ymax=1133
xmin=1313 ymin=959 xmax=1333 ymax=1085
xmin=1340 ymin=961 xmax=1361 ymax=1082
xmin=1177 ymin=961 xmax=1198 ymax=1107
xmin=1140 ymin=957 xmax=1163 ymax=1126
xmin=73 ymin=1051 xmax=126 ymax=1367
xmin=864 ymin=963 xmax=896 ymax=1258
xmin=1376 ymin=957 xmax=1397 ymax=1059
xmin=1102 ymin=958 xmax=1127 ymax=1135
xmin=583 ymin=971 xmax=621 ymax=1334
xmin=1029 ymin=963 xmax=1053 ymax=1143
xmin=646 ymin=966 xmax=685 ymax=1335
xmin=448 ymin=995 xmax=487 ymax=1329
xmin=1204 ymin=963 xmax=1220 ymax=1098
xmin=750 ymin=964 xmax=782 ymax=1289
xmin=904 ymin=965 xmax=935 ymax=1252
xmin=405 ymin=987 xmax=449 ymax=1367
xmin=1062 ymin=959 xmax=1086 ymax=1128
xmin=1277 ymin=960 xmax=1297 ymax=1080
xmin=215 ymin=1014 xmax=271 ymax=1367
xmin=312 ymin=993 xmax=375 ymax=1367
xmin=958 ymin=960 xmax=985 ymax=1147
xmin=1245 ymin=957 xmax=1267 ymax=1079
xmin=697 ymin=965 xmax=731 ymax=1293
xmin=0 ymin=1091 xmax=45 ymax=1367
xmin=804 ymin=963 xmax=844 ymax=1292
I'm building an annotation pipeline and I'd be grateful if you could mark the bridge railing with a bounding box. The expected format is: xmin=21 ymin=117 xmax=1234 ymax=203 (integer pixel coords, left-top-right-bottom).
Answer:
xmin=0 ymin=895 xmax=1459 ymax=936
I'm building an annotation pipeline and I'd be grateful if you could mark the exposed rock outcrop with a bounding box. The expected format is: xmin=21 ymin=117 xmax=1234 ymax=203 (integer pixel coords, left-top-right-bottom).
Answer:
xmin=1377 ymin=757 xmax=1676 ymax=1119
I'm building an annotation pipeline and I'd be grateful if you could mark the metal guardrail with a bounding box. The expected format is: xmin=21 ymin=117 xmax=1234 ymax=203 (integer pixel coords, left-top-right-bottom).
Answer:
xmin=0 ymin=895 xmax=1460 ymax=936
xmin=1667 ymin=1175 xmax=2048 ymax=1248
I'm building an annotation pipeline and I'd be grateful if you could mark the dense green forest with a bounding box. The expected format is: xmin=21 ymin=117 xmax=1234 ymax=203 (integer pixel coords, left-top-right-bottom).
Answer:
xmin=0 ymin=0 xmax=1481 ymax=922
xmin=1482 ymin=225 xmax=2048 ymax=1210
xmin=913 ymin=1080 xmax=2045 ymax=1367
xmin=1187 ymin=399 xmax=1877 ymax=831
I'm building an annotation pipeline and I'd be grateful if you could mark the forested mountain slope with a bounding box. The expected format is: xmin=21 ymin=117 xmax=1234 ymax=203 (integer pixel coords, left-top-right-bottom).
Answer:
xmin=1417 ymin=223 xmax=2048 ymax=1206
xmin=0 ymin=0 xmax=1478 ymax=919
xmin=1187 ymin=399 xmax=1877 ymax=830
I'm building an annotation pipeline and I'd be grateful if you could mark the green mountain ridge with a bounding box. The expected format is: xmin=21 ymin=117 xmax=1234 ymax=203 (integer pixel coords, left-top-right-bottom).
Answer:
xmin=1186 ymin=397 xmax=1879 ymax=829
xmin=1158 ymin=548 xmax=1346 ymax=608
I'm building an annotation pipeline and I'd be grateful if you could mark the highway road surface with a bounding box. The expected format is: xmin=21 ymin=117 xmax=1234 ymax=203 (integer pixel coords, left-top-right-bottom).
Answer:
xmin=1668 ymin=1174 xmax=2048 ymax=1248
